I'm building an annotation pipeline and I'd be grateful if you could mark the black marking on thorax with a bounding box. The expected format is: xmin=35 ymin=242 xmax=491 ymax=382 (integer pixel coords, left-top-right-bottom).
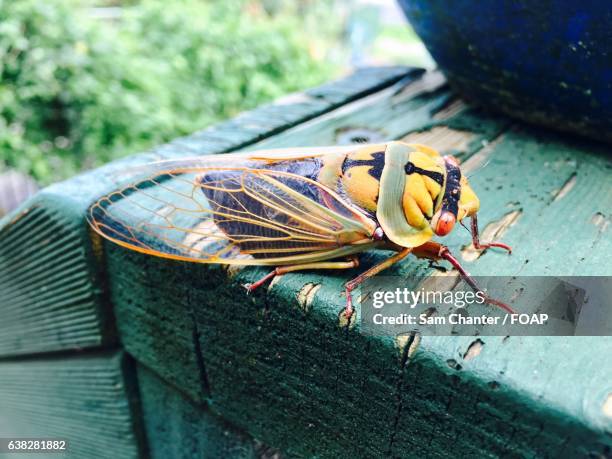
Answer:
xmin=341 ymin=151 xmax=385 ymax=180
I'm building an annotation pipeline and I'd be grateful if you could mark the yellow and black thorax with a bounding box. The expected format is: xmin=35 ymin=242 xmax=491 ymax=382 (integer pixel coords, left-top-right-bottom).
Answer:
xmin=317 ymin=141 xmax=451 ymax=247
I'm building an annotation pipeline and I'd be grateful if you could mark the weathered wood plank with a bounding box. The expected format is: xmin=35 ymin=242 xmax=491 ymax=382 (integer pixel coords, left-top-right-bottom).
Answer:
xmin=0 ymin=351 xmax=143 ymax=459
xmin=0 ymin=66 xmax=416 ymax=358
xmin=102 ymin=69 xmax=612 ymax=457
xmin=136 ymin=364 xmax=262 ymax=459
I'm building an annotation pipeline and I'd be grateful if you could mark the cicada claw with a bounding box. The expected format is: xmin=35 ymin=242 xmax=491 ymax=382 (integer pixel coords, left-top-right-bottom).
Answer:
xmin=471 ymin=214 xmax=512 ymax=254
xmin=245 ymin=270 xmax=277 ymax=294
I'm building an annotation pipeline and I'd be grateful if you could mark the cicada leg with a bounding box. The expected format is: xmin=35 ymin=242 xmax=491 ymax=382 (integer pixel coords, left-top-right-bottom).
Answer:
xmin=246 ymin=257 xmax=360 ymax=293
xmin=343 ymin=248 xmax=412 ymax=320
xmin=413 ymin=242 xmax=516 ymax=314
xmin=470 ymin=214 xmax=512 ymax=253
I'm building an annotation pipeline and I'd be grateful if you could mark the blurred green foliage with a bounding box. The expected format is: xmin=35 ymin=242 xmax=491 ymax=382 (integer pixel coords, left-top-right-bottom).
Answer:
xmin=0 ymin=0 xmax=341 ymax=183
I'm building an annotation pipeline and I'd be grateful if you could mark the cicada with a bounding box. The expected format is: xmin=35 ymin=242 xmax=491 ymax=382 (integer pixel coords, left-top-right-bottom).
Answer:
xmin=88 ymin=141 xmax=514 ymax=317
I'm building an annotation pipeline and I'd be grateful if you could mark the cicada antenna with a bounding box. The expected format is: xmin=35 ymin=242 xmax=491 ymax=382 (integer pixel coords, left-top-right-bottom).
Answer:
xmin=459 ymin=220 xmax=471 ymax=235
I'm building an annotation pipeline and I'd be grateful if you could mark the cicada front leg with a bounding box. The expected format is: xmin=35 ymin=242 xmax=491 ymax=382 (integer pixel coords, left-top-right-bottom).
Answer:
xmin=470 ymin=214 xmax=512 ymax=253
xmin=413 ymin=242 xmax=516 ymax=314
xmin=246 ymin=258 xmax=361 ymax=293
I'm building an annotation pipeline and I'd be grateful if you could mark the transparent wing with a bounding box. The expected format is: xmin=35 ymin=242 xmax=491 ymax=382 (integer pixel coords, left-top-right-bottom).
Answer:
xmin=88 ymin=156 xmax=378 ymax=266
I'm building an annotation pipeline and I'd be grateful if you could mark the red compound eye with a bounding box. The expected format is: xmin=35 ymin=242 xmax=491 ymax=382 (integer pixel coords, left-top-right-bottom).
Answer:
xmin=434 ymin=211 xmax=456 ymax=236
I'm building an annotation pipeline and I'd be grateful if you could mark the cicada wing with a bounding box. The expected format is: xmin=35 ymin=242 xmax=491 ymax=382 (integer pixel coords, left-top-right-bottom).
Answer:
xmin=88 ymin=158 xmax=378 ymax=265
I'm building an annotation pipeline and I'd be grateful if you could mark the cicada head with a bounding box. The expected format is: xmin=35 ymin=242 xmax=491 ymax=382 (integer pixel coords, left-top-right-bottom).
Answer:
xmin=376 ymin=141 xmax=480 ymax=247
xmin=429 ymin=155 xmax=480 ymax=237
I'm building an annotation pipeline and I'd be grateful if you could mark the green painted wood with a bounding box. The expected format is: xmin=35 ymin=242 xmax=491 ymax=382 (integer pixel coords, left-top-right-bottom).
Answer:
xmin=0 ymin=195 xmax=114 ymax=356
xmin=0 ymin=351 xmax=144 ymax=459
xmin=136 ymin=363 xmax=265 ymax=459
xmin=108 ymin=255 xmax=211 ymax=402
xmin=102 ymin=70 xmax=612 ymax=457
xmin=0 ymin=66 xmax=415 ymax=358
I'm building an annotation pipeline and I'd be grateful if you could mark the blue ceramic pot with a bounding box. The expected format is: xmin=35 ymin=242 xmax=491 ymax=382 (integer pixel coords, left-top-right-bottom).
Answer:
xmin=398 ymin=0 xmax=612 ymax=143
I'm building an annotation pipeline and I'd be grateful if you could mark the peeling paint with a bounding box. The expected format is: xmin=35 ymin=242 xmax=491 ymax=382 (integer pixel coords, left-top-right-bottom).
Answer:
xmin=296 ymin=283 xmax=321 ymax=312
xmin=591 ymin=212 xmax=609 ymax=233
xmin=395 ymin=334 xmax=410 ymax=352
xmin=338 ymin=308 xmax=357 ymax=329
xmin=552 ymin=172 xmax=577 ymax=202
xmin=463 ymin=339 xmax=484 ymax=361
xmin=407 ymin=334 xmax=421 ymax=358
xmin=602 ymin=393 xmax=612 ymax=419
xmin=395 ymin=333 xmax=421 ymax=359
xmin=417 ymin=271 xmax=460 ymax=296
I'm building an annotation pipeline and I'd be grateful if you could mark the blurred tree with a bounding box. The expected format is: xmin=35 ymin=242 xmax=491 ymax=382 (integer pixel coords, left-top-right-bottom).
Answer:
xmin=0 ymin=0 xmax=341 ymax=184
